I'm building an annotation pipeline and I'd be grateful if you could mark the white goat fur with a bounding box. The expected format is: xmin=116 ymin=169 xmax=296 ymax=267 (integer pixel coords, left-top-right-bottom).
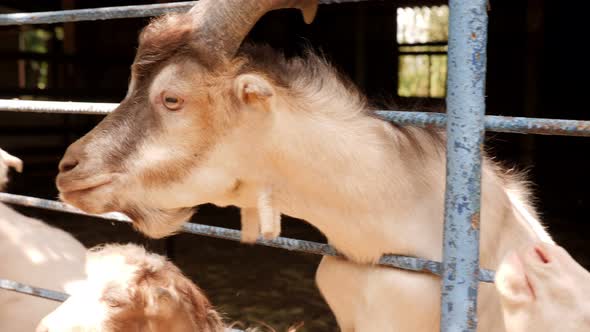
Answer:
xmin=0 ymin=149 xmax=86 ymax=332
xmin=200 ymin=52 xmax=554 ymax=331
xmin=55 ymin=39 xmax=554 ymax=330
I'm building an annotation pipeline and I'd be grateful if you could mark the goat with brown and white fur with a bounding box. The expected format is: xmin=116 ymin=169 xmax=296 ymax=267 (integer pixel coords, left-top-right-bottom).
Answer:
xmin=36 ymin=244 xmax=223 ymax=332
xmin=55 ymin=1 xmax=553 ymax=330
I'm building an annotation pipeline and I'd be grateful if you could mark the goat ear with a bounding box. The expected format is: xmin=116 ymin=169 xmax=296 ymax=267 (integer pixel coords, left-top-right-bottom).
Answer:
xmin=495 ymin=251 xmax=534 ymax=304
xmin=234 ymin=74 xmax=274 ymax=107
xmin=0 ymin=149 xmax=23 ymax=173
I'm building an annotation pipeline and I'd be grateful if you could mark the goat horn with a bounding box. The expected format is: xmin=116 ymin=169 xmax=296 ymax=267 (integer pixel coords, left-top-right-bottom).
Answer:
xmin=189 ymin=0 xmax=318 ymax=58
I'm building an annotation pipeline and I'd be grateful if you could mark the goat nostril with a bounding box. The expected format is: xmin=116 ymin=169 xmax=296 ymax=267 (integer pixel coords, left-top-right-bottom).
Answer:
xmin=59 ymin=159 xmax=79 ymax=173
xmin=534 ymin=246 xmax=550 ymax=264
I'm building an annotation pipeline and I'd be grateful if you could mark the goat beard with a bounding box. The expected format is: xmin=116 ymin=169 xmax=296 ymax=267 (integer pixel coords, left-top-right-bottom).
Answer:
xmin=124 ymin=204 xmax=195 ymax=239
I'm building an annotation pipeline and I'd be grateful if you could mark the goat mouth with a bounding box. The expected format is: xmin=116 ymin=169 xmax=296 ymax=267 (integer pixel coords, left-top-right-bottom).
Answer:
xmin=57 ymin=173 xmax=114 ymax=194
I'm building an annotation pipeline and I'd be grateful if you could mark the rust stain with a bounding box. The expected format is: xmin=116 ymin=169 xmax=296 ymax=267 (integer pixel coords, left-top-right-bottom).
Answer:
xmin=471 ymin=213 xmax=480 ymax=230
xmin=471 ymin=32 xmax=477 ymax=40
xmin=492 ymin=115 xmax=590 ymax=137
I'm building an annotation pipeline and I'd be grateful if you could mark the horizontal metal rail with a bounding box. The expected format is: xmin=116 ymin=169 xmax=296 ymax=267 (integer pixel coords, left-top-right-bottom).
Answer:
xmin=0 ymin=278 xmax=69 ymax=302
xmin=0 ymin=0 xmax=368 ymax=26
xmin=0 ymin=99 xmax=116 ymax=115
xmin=376 ymin=111 xmax=590 ymax=138
xmin=0 ymin=2 xmax=195 ymax=26
xmin=1 ymin=99 xmax=588 ymax=137
xmin=0 ymin=192 xmax=495 ymax=282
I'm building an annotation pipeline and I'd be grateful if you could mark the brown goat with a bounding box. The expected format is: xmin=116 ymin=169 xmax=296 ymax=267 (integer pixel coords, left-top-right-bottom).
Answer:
xmin=56 ymin=1 xmax=553 ymax=330
xmin=36 ymin=244 xmax=223 ymax=332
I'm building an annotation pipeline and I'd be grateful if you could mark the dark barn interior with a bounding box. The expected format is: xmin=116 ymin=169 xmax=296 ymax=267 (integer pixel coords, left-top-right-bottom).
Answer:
xmin=0 ymin=0 xmax=588 ymax=330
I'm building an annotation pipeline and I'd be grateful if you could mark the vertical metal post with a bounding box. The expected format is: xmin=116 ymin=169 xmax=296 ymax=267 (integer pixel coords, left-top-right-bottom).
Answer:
xmin=441 ymin=1 xmax=488 ymax=331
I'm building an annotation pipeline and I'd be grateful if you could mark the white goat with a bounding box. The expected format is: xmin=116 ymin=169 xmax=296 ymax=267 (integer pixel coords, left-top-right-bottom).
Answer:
xmin=0 ymin=148 xmax=86 ymax=332
xmin=54 ymin=1 xmax=553 ymax=330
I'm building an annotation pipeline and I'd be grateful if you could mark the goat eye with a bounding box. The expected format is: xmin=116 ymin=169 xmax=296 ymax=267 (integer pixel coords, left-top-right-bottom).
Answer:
xmin=106 ymin=300 xmax=121 ymax=308
xmin=162 ymin=94 xmax=184 ymax=111
xmin=101 ymin=296 xmax=123 ymax=309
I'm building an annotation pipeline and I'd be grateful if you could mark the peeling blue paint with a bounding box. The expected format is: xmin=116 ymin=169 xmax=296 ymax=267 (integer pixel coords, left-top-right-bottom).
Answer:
xmin=440 ymin=1 xmax=488 ymax=331
xmin=375 ymin=111 xmax=590 ymax=137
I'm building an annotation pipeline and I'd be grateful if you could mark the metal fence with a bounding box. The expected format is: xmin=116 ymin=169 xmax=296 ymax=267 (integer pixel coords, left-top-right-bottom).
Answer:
xmin=0 ymin=1 xmax=588 ymax=331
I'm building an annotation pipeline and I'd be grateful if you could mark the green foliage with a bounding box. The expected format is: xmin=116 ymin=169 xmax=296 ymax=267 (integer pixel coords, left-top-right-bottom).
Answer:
xmin=21 ymin=29 xmax=52 ymax=54
xmin=19 ymin=28 xmax=55 ymax=90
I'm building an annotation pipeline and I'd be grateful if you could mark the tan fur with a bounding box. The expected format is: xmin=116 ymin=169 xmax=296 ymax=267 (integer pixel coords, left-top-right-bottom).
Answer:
xmin=0 ymin=149 xmax=86 ymax=332
xmin=36 ymin=244 xmax=224 ymax=332
xmin=56 ymin=4 xmax=553 ymax=331
xmin=0 ymin=202 xmax=87 ymax=332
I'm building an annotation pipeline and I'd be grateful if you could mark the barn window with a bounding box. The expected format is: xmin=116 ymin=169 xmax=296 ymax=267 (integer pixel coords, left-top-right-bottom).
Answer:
xmin=18 ymin=27 xmax=62 ymax=90
xmin=396 ymin=5 xmax=449 ymax=98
